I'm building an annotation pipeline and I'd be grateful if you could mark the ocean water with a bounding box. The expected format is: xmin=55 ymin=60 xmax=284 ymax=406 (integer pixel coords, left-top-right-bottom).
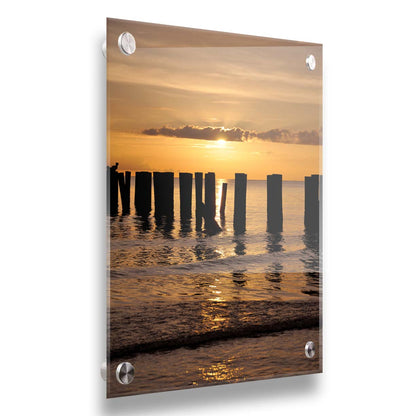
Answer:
xmin=108 ymin=178 xmax=321 ymax=396
xmin=108 ymin=327 xmax=321 ymax=397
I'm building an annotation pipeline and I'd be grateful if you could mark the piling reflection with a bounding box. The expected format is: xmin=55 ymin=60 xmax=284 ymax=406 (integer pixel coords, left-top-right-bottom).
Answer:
xmin=179 ymin=218 xmax=192 ymax=237
xmin=113 ymin=215 xmax=133 ymax=239
xmin=232 ymin=271 xmax=247 ymax=286
xmin=302 ymin=272 xmax=320 ymax=296
xmin=266 ymin=231 xmax=283 ymax=253
xmin=265 ymin=271 xmax=282 ymax=284
xmin=133 ymin=214 xmax=152 ymax=234
xmin=233 ymin=234 xmax=246 ymax=256
xmin=302 ymin=228 xmax=319 ymax=271
xmin=265 ymin=232 xmax=283 ymax=290
xmin=155 ymin=215 xmax=174 ymax=239
xmin=193 ymin=240 xmax=222 ymax=262
xmin=301 ymin=229 xmax=320 ymax=295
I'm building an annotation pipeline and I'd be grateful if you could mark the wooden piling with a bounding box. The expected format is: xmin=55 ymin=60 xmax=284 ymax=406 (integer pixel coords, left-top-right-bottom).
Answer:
xmin=267 ymin=174 xmax=283 ymax=233
xmin=195 ymin=172 xmax=203 ymax=231
xmin=109 ymin=167 xmax=119 ymax=215
xmin=304 ymin=176 xmax=312 ymax=227
xmin=153 ymin=172 xmax=174 ymax=218
xmin=201 ymin=202 xmax=222 ymax=235
xmin=204 ymin=172 xmax=216 ymax=220
xmin=135 ymin=172 xmax=152 ymax=216
xmin=310 ymin=174 xmax=319 ymax=230
xmin=220 ymin=182 xmax=227 ymax=217
xmin=304 ymin=174 xmax=320 ymax=231
xmin=118 ymin=171 xmax=131 ymax=214
xmin=233 ymin=174 xmax=247 ymax=233
xmin=179 ymin=173 xmax=192 ymax=219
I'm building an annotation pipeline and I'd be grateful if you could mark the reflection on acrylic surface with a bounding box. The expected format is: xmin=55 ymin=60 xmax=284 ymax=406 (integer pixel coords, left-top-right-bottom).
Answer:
xmin=107 ymin=18 xmax=322 ymax=397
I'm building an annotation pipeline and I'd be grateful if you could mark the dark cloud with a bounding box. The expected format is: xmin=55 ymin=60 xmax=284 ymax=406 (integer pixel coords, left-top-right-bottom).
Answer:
xmin=142 ymin=125 xmax=321 ymax=145
xmin=142 ymin=125 xmax=247 ymax=142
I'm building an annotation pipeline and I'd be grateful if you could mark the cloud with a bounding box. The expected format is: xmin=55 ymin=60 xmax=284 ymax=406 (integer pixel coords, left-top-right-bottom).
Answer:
xmin=142 ymin=125 xmax=321 ymax=145
xmin=257 ymin=128 xmax=321 ymax=145
xmin=142 ymin=126 xmax=248 ymax=142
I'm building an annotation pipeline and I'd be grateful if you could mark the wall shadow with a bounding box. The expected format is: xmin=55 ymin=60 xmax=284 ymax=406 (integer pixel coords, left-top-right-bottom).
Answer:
xmin=101 ymin=373 xmax=321 ymax=414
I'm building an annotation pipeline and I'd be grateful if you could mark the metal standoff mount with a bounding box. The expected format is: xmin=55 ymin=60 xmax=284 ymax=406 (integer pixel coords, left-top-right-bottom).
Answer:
xmin=116 ymin=362 xmax=135 ymax=385
xmin=100 ymin=361 xmax=107 ymax=381
xmin=102 ymin=40 xmax=106 ymax=58
xmin=305 ymin=54 xmax=316 ymax=71
xmin=305 ymin=341 xmax=316 ymax=358
xmin=118 ymin=32 xmax=136 ymax=55
xmin=102 ymin=31 xmax=136 ymax=58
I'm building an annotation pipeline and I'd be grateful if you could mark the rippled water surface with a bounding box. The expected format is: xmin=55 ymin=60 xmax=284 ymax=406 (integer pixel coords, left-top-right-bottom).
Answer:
xmin=108 ymin=178 xmax=321 ymax=396
xmin=108 ymin=328 xmax=321 ymax=397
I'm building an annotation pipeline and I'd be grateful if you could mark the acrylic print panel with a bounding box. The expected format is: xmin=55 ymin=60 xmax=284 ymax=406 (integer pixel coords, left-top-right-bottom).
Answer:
xmin=106 ymin=18 xmax=322 ymax=398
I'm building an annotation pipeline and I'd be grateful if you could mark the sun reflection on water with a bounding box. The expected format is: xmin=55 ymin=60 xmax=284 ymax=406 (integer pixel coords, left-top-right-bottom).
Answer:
xmin=206 ymin=278 xmax=226 ymax=303
xmin=200 ymin=290 xmax=229 ymax=331
xmin=198 ymin=358 xmax=245 ymax=383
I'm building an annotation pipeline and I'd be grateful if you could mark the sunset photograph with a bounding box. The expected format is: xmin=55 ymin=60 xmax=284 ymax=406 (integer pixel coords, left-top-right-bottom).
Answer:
xmin=106 ymin=18 xmax=322 ymax=397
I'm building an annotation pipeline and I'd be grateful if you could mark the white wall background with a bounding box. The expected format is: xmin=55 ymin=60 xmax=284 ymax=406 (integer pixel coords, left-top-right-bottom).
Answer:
xmin=1 ymin=1 xmax=415 ymax=414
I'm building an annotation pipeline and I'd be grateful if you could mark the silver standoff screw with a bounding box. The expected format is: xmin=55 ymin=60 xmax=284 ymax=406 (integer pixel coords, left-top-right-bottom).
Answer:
xmin=116 ymin=362 xmax=135 ymax=385
xmin=305 ymin=341 xmax=316 ymax=358
xmin=305 ymin=54 xmax=316 ymax=71
xmin=118 ymin=32 xmax=136 ymax=56
xmin=100 ymin=361 xmax=107 ymax=381
xmin=102 ymin=40 xmax=106 ymax=58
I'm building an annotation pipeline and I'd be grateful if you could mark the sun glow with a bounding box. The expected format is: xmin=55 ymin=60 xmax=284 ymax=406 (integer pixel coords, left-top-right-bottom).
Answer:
xmin=216 ymin=139 xmax=226 ymax=148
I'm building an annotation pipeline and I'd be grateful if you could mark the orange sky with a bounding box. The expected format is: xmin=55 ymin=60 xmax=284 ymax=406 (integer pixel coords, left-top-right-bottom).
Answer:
xmin=107 ymin=20 xmax=322 ymax=180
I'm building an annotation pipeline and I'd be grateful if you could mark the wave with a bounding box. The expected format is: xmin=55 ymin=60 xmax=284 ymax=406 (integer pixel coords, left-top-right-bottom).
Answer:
xmin=111 ymin=249 xmax=314 ymax=278
xmin=109 ymin=299 xmax=319 ymax=359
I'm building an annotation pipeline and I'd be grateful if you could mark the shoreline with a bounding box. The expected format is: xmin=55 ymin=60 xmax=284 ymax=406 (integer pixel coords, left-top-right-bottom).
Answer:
xmin=107 ymin=326 xmax=321 ymax=398
xmin=109 ymin=298 xmax=320 ymax=359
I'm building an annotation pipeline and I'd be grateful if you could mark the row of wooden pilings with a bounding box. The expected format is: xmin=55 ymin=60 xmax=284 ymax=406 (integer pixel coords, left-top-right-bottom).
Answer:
xmin=108 ymin=167 xmax=320 ymax=234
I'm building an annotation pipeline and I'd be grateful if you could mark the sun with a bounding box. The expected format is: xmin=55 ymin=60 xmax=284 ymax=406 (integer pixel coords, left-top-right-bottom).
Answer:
xmin=216 ymin=139 xmax=226 ymax=148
